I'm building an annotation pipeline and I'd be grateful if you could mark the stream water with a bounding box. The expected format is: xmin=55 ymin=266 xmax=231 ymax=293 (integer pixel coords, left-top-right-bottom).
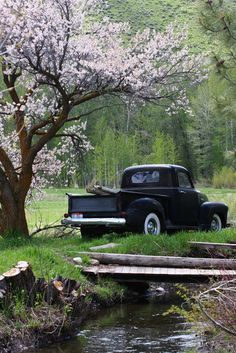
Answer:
xmin=28 ymin=297 xmax=203 ymax=353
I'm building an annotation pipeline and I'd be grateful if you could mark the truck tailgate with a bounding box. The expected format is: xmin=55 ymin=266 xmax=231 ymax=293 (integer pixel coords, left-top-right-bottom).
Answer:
xmin=68 ymin=194 xmax=118 ymax=213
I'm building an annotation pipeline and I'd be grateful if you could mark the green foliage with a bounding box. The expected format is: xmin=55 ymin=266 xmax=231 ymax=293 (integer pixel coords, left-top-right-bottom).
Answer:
xmin=190 ymin=80 xmax=225 ymax=179
xmin=163 ymin=284 xmax=202 ymax=326
xmin=90 ymin=124 xmax=139 ymax=186
xmin=212 ymin=167 xmax=236 ymax=188
xmin=145 ymin=131 xmax=179 ymax=164
xmin=94 ymin=279 xmax=125 ymax=303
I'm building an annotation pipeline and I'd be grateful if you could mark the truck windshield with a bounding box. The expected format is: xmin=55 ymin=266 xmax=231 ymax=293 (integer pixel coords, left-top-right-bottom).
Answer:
xmin=122 ymin=169 xmax=172 ymax=188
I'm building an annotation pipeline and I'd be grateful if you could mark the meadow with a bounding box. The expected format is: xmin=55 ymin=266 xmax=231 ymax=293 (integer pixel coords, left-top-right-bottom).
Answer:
xmin=27 ymin=186 xmax=236 ymax=230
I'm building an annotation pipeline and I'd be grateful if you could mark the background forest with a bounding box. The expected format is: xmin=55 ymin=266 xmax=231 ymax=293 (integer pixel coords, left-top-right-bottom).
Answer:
xmin=57 ymin=0 xmax=235 ymax=189
xmin=3 ymin=0 xmax=235 ymax=190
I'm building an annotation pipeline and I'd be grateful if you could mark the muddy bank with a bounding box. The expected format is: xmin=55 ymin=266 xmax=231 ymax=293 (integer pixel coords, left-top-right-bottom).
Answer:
xmin=0 ymin=288 xmax=95 ymax=353
xmin=0 ymin=261 xmax=124 ymax=353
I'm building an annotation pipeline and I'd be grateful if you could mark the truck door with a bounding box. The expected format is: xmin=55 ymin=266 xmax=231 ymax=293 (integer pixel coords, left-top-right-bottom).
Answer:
xmin=176 ymin=170 xmax=199 ymax=225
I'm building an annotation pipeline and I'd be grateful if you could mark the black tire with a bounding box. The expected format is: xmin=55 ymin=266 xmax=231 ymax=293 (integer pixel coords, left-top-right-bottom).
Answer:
xmin=143 ymin=212 xmax=161 ymax=235
xmin=209 ymin=214 xmax=222 ymax=232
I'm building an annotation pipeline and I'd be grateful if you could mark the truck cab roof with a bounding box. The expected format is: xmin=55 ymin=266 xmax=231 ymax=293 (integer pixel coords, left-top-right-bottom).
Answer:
xmin=121 ymin=164 xmax=192 ymax=189
xmin=123 ymin=164 xmax=189 ymax=173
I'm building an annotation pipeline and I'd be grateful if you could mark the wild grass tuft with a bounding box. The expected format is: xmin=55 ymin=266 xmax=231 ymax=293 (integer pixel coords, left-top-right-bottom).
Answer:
xmin=93 ymin=279 xmax=125 ymax=303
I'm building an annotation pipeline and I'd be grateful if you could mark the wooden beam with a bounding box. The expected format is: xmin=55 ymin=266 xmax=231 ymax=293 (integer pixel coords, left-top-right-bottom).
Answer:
xmin=79 ymin=252 xmax=236 ymax=270
xmin=188 ymin=241 xmax=236 ymax=250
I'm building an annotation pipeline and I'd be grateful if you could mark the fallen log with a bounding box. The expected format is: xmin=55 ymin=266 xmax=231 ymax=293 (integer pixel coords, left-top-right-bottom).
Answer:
xmin=79 ymin=252 xmax=236 ymax=270
xmin=189 ymin=241 xmax=236 ymax=250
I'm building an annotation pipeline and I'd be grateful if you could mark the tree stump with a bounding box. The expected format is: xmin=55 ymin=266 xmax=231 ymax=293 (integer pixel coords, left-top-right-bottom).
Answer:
xmin=1 ymin=261 xmax=36 ymax=304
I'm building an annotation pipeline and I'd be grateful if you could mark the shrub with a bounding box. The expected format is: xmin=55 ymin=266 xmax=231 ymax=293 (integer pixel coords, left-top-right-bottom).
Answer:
xmin=212 ymin=167 xmax=236 ymax=188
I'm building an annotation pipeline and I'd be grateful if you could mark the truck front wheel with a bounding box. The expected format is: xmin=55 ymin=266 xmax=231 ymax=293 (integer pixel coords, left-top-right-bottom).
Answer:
xmin=210 ymin=214 xmax=222 ymax=232
xmin=144 ymin=213 xmax=161 ymax=235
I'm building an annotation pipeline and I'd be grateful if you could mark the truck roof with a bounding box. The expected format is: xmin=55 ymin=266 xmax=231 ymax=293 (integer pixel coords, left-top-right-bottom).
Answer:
xmin=123 ymin=164 xmax=189 ymax=173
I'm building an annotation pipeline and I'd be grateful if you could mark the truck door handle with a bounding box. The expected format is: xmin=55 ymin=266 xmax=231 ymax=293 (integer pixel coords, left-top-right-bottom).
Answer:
xmin=179 ymin=190 xmax=186 ymax=194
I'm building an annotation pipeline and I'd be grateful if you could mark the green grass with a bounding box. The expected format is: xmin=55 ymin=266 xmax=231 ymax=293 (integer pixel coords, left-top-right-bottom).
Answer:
xmin=27 ymin=188 xmax=85 ymax=230
xmin=0 ymin=235 xmax=85 ymax=281
xmin=0 ymin=228 xmax=236 ymax=278
xmin=201 ymin=187 xmax=236 ymax=221
xmin=91 ymin=228 xmax=236 ymax=256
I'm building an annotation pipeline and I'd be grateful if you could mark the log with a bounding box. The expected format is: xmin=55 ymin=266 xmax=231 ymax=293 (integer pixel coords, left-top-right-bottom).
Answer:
xmin=90 ymin=243 xmax=120 ymax=251
xmin=44 ymin=281 xmax=61 ymax=304
xmin=62 ymin=279 xmax=78 ymax=294
xmin=53 ymin=280 xmax=64 ymax=292
xmin=35 ymin=278 xmax=47 ymax=292
xmin=78 ymin=252 xmax=236 ymax=270
xmin=86 ymin=184 xmax=110 ymax=195
xmin=0 ymin=275 xmax=7 ymax=298
xmin=3 ymin=267 xmax=22 ymax=291
xmin=86 ymin=184 xmax=119 ymax=195
xmin=16 ymin=261 xmax=36 ymax=297
xmin=189 ymin=241 xmax=236 ymax=250
xmin=1 ymin=261 xmax=36 ymax=304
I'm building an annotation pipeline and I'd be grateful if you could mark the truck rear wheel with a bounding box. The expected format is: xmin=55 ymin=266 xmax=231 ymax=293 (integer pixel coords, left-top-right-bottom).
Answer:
xmin=144 ymin=213 xmax=161 ymax=235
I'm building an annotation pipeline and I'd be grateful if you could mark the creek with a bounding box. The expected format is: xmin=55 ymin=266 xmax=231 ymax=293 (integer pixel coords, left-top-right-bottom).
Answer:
xmin=27 ymin=294 xmax=203 ymax=353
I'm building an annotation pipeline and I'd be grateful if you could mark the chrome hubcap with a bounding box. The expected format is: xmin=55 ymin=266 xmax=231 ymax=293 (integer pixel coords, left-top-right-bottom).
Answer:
xmin=147 ymin=219 xmax=158 ymax=234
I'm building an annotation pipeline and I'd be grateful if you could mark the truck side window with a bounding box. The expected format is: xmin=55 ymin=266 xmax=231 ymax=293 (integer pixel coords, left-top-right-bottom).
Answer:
xmin=178 ymin=171 xmax=192 ymax=189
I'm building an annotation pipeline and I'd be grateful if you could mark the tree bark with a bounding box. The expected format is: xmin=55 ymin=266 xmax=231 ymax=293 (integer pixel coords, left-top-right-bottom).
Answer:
xmin=0 ymin=178 xmax=30 ymax=236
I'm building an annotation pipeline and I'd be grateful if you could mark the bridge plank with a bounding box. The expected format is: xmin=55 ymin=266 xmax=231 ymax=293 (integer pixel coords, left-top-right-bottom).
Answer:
xmin=83 ymin=265 xmax=236 ymax=278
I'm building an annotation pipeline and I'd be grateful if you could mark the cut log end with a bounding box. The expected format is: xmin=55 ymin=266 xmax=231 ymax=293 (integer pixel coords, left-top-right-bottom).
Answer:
xmin=16 ymin=261 xmax=29 ymax=269
xmin=3 ymin=268 xmax=21 ymax=278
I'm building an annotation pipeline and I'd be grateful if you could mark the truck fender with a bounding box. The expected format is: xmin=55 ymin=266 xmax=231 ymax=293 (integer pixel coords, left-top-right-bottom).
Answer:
xmin=125 ymin=198 xmax=165 ymax=230
xmin=199 ymin=202 xmax=228 ymax=229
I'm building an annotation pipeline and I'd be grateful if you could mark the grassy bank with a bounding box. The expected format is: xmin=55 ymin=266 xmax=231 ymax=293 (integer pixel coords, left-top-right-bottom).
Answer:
xmin=1 ymin=228 xmax=236 ymax=275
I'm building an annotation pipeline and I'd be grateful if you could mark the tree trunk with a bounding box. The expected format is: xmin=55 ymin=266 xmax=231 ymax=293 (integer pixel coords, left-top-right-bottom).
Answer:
xmin=0 ymin=177 xmax=30 ymax=237
xmin=1 ymin=197 xmax=29 ymax=236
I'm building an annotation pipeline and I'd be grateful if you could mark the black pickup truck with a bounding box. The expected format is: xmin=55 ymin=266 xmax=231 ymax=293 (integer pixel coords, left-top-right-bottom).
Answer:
xmin=62 ymin=164 xmax=228 ymax=236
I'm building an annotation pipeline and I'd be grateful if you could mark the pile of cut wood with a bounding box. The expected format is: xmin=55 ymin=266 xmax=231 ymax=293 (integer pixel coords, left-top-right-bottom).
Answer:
xmin=0 ymin=261 xmax=82 ymax=305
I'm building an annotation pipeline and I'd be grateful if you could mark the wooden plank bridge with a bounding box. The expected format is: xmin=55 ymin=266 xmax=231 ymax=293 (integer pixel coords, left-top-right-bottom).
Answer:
xmin=83 ymin=264 xmax=236 ymax=282
xmin=80 ymin=244 xmax=236 ymax=282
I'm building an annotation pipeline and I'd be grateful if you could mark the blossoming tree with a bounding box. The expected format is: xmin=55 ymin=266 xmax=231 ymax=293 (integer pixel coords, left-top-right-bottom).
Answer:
xmin=0 ymin=0 xmax=204 ymax=236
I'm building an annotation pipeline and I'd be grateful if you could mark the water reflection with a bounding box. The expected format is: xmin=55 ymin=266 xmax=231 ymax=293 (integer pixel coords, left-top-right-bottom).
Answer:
xmin=29 ymin=302 xmax=201 ymax=353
